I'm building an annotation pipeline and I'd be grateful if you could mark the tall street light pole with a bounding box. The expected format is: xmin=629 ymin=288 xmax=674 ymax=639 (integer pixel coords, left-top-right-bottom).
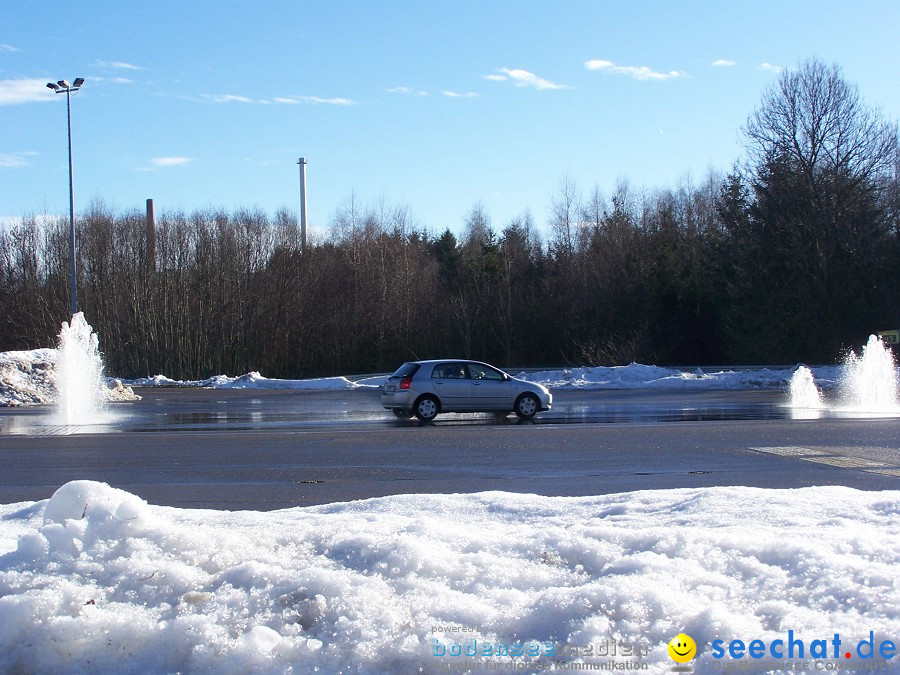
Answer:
xmin=297 ymin=157 xmax=308 ymax=252
xmin=46 ymin=77 xmax=85 ymax=317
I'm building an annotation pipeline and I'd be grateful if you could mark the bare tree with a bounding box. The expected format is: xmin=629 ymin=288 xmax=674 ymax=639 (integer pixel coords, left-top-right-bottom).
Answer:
xmin=745 ymin=58 xmax=897 ymax=201
xmin=737 ymin=58 xmax=899 ymax=360
xmin=549 ymin=174 xmax=582 ymax=257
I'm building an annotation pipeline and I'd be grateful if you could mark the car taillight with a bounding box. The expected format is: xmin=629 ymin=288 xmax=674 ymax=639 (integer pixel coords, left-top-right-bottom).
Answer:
xmin=399 ymin=377 xmax=412 ymax=390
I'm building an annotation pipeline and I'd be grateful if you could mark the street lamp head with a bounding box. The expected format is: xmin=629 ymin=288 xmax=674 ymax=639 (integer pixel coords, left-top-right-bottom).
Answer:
xmin=57 ymin=80 xmax=70 ymax=88
xmin=73 ymin=77 xmax=84 ymax=88
xmin=47 ymin=82 xmax=60 ymax=91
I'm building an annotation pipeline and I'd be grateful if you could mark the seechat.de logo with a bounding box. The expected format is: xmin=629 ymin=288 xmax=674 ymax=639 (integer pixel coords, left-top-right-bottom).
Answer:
xmin=711 ymin=630 xmax=896 ymax=662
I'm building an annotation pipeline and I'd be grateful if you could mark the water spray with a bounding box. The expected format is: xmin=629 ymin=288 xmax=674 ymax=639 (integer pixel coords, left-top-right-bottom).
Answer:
xmin=54 ymin=312 xmax=108 ymax=425
xmin=789 ymin=335 xmax=899 ymax=414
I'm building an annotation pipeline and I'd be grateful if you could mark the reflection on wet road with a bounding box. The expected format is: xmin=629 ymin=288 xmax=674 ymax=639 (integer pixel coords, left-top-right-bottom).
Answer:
xmin=2 ymin=387 xmax=895 ymax=436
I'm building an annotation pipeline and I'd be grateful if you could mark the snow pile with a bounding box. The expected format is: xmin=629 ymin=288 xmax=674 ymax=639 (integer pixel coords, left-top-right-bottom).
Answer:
xmin=126 ymin=363 xmax=852 ymax=393
xmin=0 ymin=349 xmax=139 ymax=407
xmin=0 ymin=349 xmax=57 ymax=405
xmin=521 ymin=363 xmax=845 ymax=391
xmin=128 ymin=371 xmax=364 ymax=391
xmin=0 ymin=481 xmax=897 ymax=673
xmin=105 ymin=381 xmax=139 ymax=402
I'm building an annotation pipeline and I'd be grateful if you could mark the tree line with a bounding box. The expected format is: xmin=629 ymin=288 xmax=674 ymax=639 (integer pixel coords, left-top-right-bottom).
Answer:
xmin=1 ymin=59 xmax=897 ymax=379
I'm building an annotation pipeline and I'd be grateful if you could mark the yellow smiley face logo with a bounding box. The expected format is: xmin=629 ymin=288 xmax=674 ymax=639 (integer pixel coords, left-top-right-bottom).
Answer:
xmin=668 ymin=633 xmax=696 ymax=663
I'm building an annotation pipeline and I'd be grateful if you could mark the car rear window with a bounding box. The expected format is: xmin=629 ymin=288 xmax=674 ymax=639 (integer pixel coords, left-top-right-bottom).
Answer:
xmin=391 ymin=362 xmax=420 ymax=378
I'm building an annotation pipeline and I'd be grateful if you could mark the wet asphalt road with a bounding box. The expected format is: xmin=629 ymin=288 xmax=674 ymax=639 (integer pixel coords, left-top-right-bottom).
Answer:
xmin=0 ymin=388 xmax=898 ymax=509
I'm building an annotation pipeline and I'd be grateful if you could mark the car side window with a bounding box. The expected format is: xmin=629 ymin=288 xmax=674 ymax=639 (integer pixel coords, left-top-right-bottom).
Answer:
xmin=469 ymin=364 xmax=505 ymax=380
xmin=433 ymin=363 xmax=468 ymax=379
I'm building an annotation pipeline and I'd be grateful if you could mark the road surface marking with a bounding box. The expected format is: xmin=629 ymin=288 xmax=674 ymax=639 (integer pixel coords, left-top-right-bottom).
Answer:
xmin=804 ymin=456 xmax=890 ymax=469
xmin=749 ymin=446 xmax=828 ymax=457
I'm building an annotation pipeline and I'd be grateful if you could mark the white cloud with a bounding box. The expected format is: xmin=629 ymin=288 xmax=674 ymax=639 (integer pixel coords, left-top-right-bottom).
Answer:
xmin=584 ymin=59 xmax=615 ymax=71
xmin=204 ymin=94 xmax=254 ymax=104
xmin=759 ymin=62 xmax=783 ymax=74
xmin=87 ymin=76 xmax=135 ymax=86
xmin=295 ymin=95 xmax=355 ymax=105
xmin=267 ymin=95 xmax=356 ymax=105
xmin=151 ymin=157 xmax=193 ymax=168
xmin=0 ymin=151 xmax=37 ymax=168
xmin=585 ymin=59 xmax=686 ymax=81
xmin=712 ymin=59 xmax=737 ymax=67
xmin=488 ymin=68 xmax=570 ymax=91
xmin=387 ymin=86 xmax=428 ymax=97
xmin=201 ymin=93 xmax=356 ymax=106
xmin=0 ymin=78 xmax=54 ymax=106
xmin=0 ymin=44 xmax=20 ymax=52
xmin=387 ymin=87 xmax=474 ymax=99
xmin=93 ymin=60 xmax=143 ymax=71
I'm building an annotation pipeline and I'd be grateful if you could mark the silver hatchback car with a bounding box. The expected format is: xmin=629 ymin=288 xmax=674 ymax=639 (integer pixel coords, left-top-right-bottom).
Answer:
xmin=381 ymin=359 xmax=552 ymax=421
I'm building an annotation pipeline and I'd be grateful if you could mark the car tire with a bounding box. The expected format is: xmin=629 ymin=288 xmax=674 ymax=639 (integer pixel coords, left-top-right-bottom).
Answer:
xmin=392 ymin=409 xmax=414 ymax=419
xmin=413 ymin=395 xmax=440 ymax=422
xmin=514 ymin=393 xmax=539 ymax=419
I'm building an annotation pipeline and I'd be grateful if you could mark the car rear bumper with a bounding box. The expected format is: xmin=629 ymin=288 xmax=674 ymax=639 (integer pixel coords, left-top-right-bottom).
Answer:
xmin=381 ymin=390 xmax=416 ymax=410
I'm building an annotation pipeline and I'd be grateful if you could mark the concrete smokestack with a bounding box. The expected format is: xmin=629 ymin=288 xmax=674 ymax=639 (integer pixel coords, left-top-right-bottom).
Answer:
xmin=298 ymin=157 xmax=308 ymax=251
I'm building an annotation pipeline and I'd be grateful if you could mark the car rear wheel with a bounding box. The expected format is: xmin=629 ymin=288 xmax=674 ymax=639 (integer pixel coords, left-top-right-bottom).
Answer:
xmin=514 ymin=393 xmax=539 ymax=419
xmin=413 ymin=395 xmax=440 ymax=422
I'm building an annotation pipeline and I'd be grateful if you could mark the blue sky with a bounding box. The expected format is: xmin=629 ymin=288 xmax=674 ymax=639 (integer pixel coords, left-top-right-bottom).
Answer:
xmin=2 ymin=0 xmax=898 ymax=236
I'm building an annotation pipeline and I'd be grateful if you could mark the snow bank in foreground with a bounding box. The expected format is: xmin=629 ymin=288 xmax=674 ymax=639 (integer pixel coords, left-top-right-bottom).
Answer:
xmin=0 ymin=349 xmax=138 ymax=407
xmin=1 ymin=482 xmax=897 ymax=673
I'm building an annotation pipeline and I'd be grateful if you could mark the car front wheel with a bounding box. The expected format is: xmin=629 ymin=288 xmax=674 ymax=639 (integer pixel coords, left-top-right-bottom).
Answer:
xmin=414 ymin=395 xmax=440 ymax=422
xmin=514 ymin=393 xmax=539 ymax=419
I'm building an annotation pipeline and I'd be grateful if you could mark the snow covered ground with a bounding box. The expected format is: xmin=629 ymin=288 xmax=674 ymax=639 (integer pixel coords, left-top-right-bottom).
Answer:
xmin=1 ymin=481 xmax=897 ymax=673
